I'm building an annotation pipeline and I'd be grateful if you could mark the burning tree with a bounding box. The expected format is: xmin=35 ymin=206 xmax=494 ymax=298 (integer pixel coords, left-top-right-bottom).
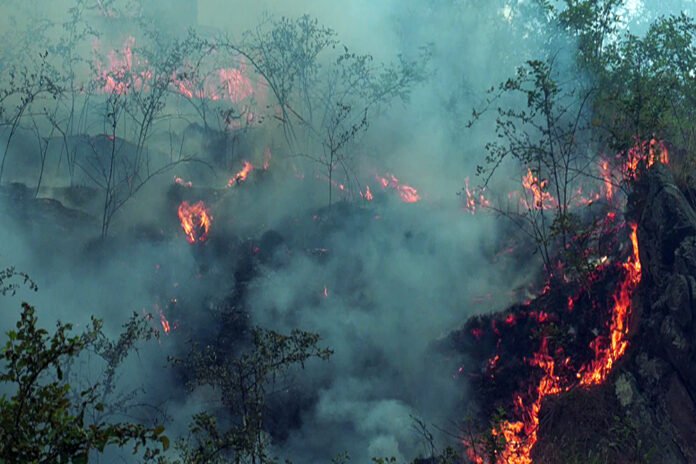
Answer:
xmin=217 ymin=15 xmax=432 ymax=206
xmin=468 ymin=56 xmax=598 ymax=277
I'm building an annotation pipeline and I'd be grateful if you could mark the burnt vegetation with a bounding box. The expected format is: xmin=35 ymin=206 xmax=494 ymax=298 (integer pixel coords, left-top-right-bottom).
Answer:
xmin=1 ymin=0 xmax=696 ymax=463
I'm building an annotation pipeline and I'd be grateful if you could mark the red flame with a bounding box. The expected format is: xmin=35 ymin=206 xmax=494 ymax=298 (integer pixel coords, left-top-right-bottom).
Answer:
xmin=466 ymin=224 xmax=642 ymax=463
xmin=177 ymin=201 xmax=212 ymax=244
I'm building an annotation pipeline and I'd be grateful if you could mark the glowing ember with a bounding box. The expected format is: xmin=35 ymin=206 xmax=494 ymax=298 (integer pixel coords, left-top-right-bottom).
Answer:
xmin=160 ymin=312 xmax=171 ymax=334
xmin=218 ymin=67 xmax=254 ymax=103
xmin=174 ymin=176 xmax=193 ymax=188
xmin=177 ymin=201 xmax=212 ymax=244
xmin=228 ymin=161 xmax=254 ymax=186
xmin=376 ymin=173 xmax=421 ymax=203
xmin=361 ymin=185 xmax=374 ymax=201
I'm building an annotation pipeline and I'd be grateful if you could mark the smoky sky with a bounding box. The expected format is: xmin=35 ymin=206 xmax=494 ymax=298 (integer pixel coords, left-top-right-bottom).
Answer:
xmin=0 ymin=0 xmax=692 ymax=462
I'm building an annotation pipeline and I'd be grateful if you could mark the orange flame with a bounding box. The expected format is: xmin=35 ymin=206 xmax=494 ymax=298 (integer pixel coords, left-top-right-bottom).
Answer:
xmin=624 ymin=138 xmax=669 ymax=180
xmin=466 ymin=224 xmax=642 ymax=463
xmin=521 ymin=169 xmax=555 ymax=210
xmin=464 ymin=177 xmax=491 ymax=213
xmin=376 ymin=173 xmax=421 ymax=203
xmin=228 ymin=161 xmax=254 ymax=186
xmin=579 ymin=223 xmax=641 ymax=386
xmin=599 ymin=160 xmax=614 ymax=202
xmin=177 ymin=201 xmax=212 ymax=244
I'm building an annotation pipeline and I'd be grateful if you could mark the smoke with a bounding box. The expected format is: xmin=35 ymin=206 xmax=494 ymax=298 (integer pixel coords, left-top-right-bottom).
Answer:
xmin=0 ymin=0 xmax=627 ymax=461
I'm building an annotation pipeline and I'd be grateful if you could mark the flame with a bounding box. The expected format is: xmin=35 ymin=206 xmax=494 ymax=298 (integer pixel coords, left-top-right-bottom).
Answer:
xmin=376 ymin=173 xmax=421 ymax=203
xmin=599 ymin=160 xmax=614 ymax=202
xmin=464 ymin=177 xmax=491 ymax=213
xmin=177 ymin=201 xmax=212 ymax=244
xmin=624 ymin=138 xmax=669 ymax=179
xmin=228 ymin=161 xmax=254 ymax=186
xmin=466 ymin=224 xmax=642 ymax=463
xmin=578 ymin=223 xmax=641 ymax=386
xmin=521 ymin=169 xmax=555 ymax=210
xmin=218 ymin=67 xmax=254 ymax=103
xmin=160 ymin=312 xmax=171 ymax=334
xmin=94 ymin=36 xmax=153 ymax=95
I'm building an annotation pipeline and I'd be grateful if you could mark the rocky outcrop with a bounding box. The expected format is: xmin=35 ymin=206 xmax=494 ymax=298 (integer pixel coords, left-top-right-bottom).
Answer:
xmin=627 ymin=165 xmax=696 ymax=463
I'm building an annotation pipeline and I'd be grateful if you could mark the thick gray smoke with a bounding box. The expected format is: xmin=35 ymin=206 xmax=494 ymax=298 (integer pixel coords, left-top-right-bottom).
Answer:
xmin=0 ymin=1 xmax=566 ymax=461
xmin=2 ymin=0 xmax=691 ymax=462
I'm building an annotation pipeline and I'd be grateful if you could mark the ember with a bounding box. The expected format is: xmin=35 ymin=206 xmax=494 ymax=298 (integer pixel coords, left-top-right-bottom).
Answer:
xmin=174 ymin=176 xmax=193 ymax=188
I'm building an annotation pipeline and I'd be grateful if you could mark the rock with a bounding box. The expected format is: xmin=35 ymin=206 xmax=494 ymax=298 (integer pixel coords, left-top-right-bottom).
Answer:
xmin=665 ymin=374 xmax=696 ymax=462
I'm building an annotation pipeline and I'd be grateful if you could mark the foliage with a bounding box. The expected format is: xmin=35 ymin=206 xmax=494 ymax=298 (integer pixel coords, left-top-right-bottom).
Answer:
xmin=0 ymin=266 xmax=38 ymax=296
xmin=468 ymin=56 xmax=593 ymax=274
xmin=0 ymin=303 xmax=168 ymax=463
xmin=171 ymin=327 xmax=332 ymax=464
xmin=220 ymin=14 xmax=432 ymax=205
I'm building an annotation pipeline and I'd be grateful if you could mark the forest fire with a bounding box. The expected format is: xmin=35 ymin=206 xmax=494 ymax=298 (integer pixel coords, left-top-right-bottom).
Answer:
xmin=95 ymin=36 xmax=152 ymax=94
xmin=465 ymin=222 xmax=643 ymax=463
xmin=177 ymin=201 xmax=212 ymax=244
xmin=95 ymin=37 xmax=256 ymax=104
